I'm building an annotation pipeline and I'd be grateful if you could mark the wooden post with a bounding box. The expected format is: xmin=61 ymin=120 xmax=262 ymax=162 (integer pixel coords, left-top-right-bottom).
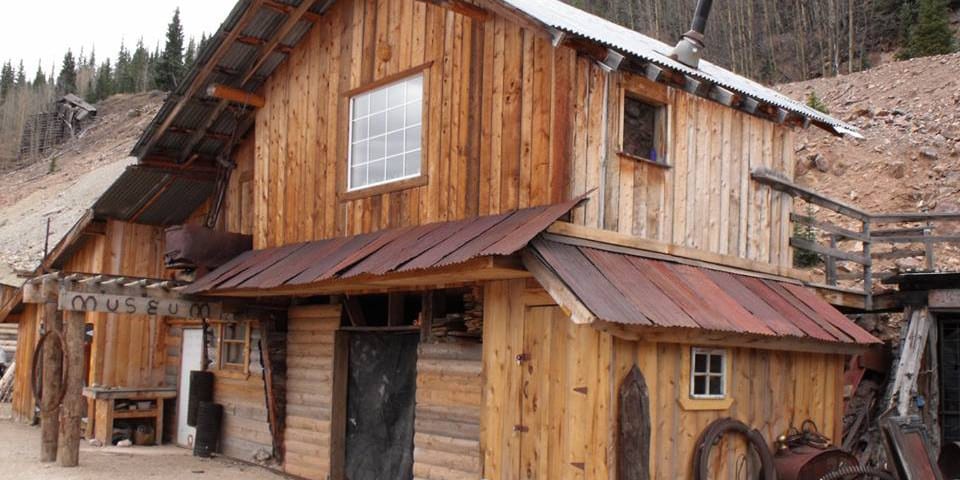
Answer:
xmin=826 ymin=234 xmax=838 ymax=286
xmin=57 ymin=310 xmax=85 ymax=467
xmin=862 ymin=220 xmax=873 ymax=311
xmin=39 ymin=279 xmax=62 ymax=463
xmin=420 ymin=292 xmax=434 ymax=342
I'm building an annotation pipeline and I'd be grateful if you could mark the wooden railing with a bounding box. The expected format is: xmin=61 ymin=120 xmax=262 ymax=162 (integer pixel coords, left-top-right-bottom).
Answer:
xmin=753 ymin=169 xmax=960 ymax=310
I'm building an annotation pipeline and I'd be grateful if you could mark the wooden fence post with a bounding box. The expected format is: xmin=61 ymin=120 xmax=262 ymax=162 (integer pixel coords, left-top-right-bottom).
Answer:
xmin=39 ymin=279 xmax=62 ymax=463
xmin=58 ymin=310 xmax=86 ymax=467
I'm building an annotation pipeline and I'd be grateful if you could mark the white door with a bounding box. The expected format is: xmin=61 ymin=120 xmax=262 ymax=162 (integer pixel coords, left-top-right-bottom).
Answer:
xmin=177 ymin=329 xmax=203 ymax=447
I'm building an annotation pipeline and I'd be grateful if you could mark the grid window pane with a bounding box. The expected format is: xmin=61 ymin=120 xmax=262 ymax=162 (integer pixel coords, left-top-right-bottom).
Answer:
xmin=691 ymin=348 xmax=727 ymax=399
xmin=349 ymin=73 xmax=424 ymax=190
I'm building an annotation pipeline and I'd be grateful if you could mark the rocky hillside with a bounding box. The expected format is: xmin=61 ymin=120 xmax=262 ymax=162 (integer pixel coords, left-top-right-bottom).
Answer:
xmin=778 ymin=51 xmax=960 ymax=274
xmin=0 ymin=92 xmax=163 ymax=282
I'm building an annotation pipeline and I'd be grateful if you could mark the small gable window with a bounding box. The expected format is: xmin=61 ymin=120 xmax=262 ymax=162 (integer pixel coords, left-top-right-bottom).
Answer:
xmin=622 ymin=95 xmax=666 ymax=164
xmin=216 ymin=321 xmax=251 ymax=374
xmin=348 ymin=74 xmax=424 ymax=191
xmin=690 ymin=347 xmax=726 ymax=399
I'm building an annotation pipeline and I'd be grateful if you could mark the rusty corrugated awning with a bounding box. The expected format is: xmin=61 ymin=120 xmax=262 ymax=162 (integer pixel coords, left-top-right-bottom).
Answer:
xmin=185 ymin=199 xmax=581 ymax=295
xmin=526 ymin=237 xmax=879 ymax=346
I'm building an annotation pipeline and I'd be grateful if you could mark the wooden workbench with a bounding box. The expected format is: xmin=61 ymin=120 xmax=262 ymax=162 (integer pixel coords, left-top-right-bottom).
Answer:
xmin=83 ymin=386 xmax=177 ymax=446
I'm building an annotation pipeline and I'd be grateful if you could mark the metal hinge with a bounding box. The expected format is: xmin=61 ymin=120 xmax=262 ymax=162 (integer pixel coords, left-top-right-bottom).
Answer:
xmin=515 ymin=353 xmax=530 ymax=364
xmin=513 ymin=424 xmax=529 ymax=433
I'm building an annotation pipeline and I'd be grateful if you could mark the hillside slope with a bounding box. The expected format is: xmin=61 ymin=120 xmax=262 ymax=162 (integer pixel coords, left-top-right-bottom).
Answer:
xmin=777 ymin=52 xmax=960 ymax=273
xmin=0 ymin=92 xmax=163 ymax=282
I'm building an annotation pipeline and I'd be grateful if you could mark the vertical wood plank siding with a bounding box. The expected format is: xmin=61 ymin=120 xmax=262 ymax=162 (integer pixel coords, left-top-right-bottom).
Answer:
xmin=284 ymin=305 xmax=340 ymax=479
xmin=250 ymin=0 xmax=796 ymax=269
xmin=481 ymin=280 xmax=845 ymax=480
xmin=11 ymin=304 xmax=39 ymax=422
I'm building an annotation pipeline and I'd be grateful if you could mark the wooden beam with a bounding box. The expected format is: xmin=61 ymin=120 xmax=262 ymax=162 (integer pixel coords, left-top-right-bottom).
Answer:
xmin=387 ymin=293 xmax=404 ymax=326
xmin=789 ymin=237 xmax=870 ymax=265
xmin=137 ymin=0 xmax=265 ymax=158
xmin=57 ymin=310 xmax=85 ymax=467
xmin=752 ymin=168 xmax=872 ymax=221
xmin=329 ymin=330 xmax=349 ymax=479
xmin=178 ymin=0 xmax=317 ymax=163
xmin=929 ymin=290 xmax=960 ymax=309
xmin=593 ymin=320 xmax=868 ymax=355
xmin=790 ymin=213 xmax=870 ymax=242
xmin=263 ymin=0 xmax=321 ymax=22
xmin=887 ymin=307 xmax=932 ymax=416
xmin=415 ymin=0 xmax=489 ymax=21
xmin=520 ymin=249 xmax=597 ymax=325
xmin=39 ymin=277 xmax=62 ymax=463
xmin=206 ymin=84 xmax=266 ymax=108
xmin=420 ymin=292 xmax=434 ymax=342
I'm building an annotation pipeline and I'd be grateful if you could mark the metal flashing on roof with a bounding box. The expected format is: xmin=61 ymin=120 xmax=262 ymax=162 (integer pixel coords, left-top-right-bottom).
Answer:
xmin=501 ymin=0 xmax=862 ymax=138
xmin=527 ymin=237 xmax=879 ymax=346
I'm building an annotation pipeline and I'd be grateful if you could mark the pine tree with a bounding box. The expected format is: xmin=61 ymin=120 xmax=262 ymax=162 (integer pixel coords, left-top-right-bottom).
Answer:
xmin=57 ymin=50 xmax=78 ymax=95
xmin=155 ymin=8 xmax=185 ymax=91
xmin=806 ymin=91 xmax=830 ymax=114
xmin=114 ymin=42 xmax=134 ymax=94
xmin=0 ymin=61 xmax=13 ymax=101
xmin=899 ymin=0 xmax=956 ymax=59
xmin=33 ymin=63 xmax=45 ymax=89
xmin=90 ymin=59 xmax=113 ymax=103
xmin=15 ymin=61 xmax=25 ymax=87
xmin=184 ymin=37 xmax=197 ymax=70
xmin=130 ymin=40 xmax=151 ymax=92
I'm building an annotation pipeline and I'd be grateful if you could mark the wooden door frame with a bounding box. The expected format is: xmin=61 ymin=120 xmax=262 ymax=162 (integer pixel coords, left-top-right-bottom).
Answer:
xmin=328 ymin=326 xmax=422 ymax=480
xmin=174 ymin=326 xmax=203 ymax=447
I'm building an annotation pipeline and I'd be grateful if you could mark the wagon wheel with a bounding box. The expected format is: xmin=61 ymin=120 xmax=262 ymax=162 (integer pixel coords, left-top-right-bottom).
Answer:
xmin=819 ymin=465 xmax=897 ymax=480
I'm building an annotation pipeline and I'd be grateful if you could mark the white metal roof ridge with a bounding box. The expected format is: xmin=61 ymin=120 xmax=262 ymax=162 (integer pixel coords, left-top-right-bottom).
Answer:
xmin=502 ymin=0 xmax=863 ymax=139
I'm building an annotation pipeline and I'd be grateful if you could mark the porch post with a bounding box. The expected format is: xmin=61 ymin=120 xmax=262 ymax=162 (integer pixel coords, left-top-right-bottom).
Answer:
xmin=39 ymin=278 xmax=62 ymax=462
xmin=58 ymin=309 xmax=86 ymax=466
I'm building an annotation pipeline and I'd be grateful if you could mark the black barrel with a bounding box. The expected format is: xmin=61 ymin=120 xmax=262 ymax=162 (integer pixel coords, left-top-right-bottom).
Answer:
xmin=193 ymin=401 xmax=223 ymax=458
xmin=187 ymin=371 xmax=214 ymax=427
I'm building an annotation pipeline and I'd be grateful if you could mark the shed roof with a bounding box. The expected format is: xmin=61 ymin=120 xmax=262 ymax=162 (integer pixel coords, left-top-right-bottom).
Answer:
xmin=184 ymin=199 xmax=581 ymax=295
xmin=526 ymin=237 xmax=879 ymax=346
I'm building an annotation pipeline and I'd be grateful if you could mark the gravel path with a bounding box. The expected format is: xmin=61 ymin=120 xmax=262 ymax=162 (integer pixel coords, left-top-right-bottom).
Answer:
xmin=0 ymin=419 xmax=284 ymax=479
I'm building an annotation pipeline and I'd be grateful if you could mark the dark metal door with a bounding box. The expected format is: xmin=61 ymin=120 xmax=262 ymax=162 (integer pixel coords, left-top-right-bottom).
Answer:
xmin=344 ymin=332 xmax=419 ymax=480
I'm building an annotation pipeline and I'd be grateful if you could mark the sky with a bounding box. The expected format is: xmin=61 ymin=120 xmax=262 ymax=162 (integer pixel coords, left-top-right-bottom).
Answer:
xmin=0 ymin=0 xmax=237 ymax=74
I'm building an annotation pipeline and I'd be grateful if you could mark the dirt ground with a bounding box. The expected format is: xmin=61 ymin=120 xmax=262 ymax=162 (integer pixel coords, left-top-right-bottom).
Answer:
xmin=0 ymin=419 xmax=284 ymax=479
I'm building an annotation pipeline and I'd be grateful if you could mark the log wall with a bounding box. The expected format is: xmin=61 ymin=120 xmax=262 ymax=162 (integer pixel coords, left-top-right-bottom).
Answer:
xmin=250 ymin=0 xmax=796 ymax=269
xmin=481 ymin=279 xmax=845 ymax=480
xmin=212 ymin=323 xmax=273 ymax=460
xmin=283 ymin=305 xmax=340 ymax=479
xmin=413 ymin=342 xmax=483 ymax=480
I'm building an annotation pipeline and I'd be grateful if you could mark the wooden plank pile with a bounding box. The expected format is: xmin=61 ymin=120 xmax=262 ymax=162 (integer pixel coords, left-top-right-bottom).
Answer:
xmin=430 ymin=288 xmax=483 ymax=340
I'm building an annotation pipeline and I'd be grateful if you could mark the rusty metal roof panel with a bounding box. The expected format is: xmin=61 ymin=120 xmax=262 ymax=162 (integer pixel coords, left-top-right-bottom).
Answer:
xmin=184 ymin=200 xmax=580 ymax=295
xmin=528 ymin=238 xmax=879 ymax=345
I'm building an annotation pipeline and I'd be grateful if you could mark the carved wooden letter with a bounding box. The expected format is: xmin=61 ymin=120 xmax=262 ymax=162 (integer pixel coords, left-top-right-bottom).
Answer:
xmin=618 ymin=365 xmax=651 ymax=480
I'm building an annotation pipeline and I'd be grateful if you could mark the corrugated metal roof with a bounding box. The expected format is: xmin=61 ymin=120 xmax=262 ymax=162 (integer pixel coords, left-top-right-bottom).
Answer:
xmin=502 ymin=0 xmax=861 ymax=138
xmin=91 ymin=166 xmax=216 ymax=226
xmin=185 ymin=199 xmax=580 ymax=294
xmin=528 ymin=237 xmax=879 ymax=345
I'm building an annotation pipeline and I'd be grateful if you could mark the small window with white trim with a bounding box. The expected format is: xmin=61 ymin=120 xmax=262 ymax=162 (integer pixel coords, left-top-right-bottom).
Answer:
xmin=690 ymin=347 xmax=726 ymax=399
xmin=348 ymin=74 xmax=424 ymax=191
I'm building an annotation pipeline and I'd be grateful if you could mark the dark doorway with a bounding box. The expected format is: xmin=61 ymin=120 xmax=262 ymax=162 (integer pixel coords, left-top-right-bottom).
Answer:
xmin=941 ymin=315 xmax=960 ymax=442
xmin=344 ymin=332 xmax=419 ymax=480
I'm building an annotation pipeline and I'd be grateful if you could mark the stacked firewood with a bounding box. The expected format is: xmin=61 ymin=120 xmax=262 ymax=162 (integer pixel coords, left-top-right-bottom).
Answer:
xmin=430 ymin=288 xmax=484 ymax=340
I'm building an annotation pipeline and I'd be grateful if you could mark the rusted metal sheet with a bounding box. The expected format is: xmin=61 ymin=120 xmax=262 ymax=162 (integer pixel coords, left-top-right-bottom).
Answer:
xmin=164 ymin=224 xmax=253 ymax=271
xmin=185 ymin=199 xmax=580 ymax=295
xmin=529 ymin=238 xmax=879 ymax=345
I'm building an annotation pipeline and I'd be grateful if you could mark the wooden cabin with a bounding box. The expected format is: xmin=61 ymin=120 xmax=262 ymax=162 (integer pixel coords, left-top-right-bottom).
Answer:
xmin=5 ymin=0 xmax=882 ymax=478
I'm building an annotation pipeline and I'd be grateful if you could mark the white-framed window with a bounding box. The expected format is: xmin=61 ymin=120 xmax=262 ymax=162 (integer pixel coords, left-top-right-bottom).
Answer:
xmin=348 ymin=74 xmax=424 ymax=191
xmin=690 ymin=347 xmax=726 ymax=399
